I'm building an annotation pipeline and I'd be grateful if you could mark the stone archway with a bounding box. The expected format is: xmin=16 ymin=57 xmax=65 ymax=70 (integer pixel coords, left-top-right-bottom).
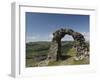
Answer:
xmin=47 ymin=28 xmax=88 ymax=61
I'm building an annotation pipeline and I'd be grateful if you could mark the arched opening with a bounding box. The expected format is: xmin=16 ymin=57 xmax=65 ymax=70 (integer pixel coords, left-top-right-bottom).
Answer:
xmin=47 ymin=28 xmax=88 ymax=61
xmin=60 ymin=35 xmax=74 ymax=60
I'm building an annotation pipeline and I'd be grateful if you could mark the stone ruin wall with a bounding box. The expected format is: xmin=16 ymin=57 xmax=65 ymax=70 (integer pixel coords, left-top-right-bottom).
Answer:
xmin=47 ymin=28 xmax=89 ymax=61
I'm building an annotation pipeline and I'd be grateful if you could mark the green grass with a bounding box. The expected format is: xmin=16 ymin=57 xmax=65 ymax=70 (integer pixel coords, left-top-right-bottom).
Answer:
xmin=67 ymin=48 xmax=77 ymax=56
xmin=26 ymin=41 xmax=89 ymax=67
xmin=26 ymin=58 xmax=41 ymax=67
xmin=73 ymin=58 xmax=89 ymax=65
xmin=48 ymin=60 xmax=62 ymax=66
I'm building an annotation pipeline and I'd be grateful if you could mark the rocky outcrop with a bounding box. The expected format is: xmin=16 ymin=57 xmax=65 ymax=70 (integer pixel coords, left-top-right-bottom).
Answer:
xmin=47 ymin=28 xmax=89 ymax=61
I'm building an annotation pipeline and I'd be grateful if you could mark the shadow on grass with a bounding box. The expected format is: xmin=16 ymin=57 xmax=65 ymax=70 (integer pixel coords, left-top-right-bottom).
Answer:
xmin=60 ymin=55 xmax=72 ymax=60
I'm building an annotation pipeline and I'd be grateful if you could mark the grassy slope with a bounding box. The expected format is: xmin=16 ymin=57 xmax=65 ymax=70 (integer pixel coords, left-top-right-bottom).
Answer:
xmin=26 ymin=41 xmax=89 ymax=67
xmin=48 ymin=48 xmax=89 ymax=66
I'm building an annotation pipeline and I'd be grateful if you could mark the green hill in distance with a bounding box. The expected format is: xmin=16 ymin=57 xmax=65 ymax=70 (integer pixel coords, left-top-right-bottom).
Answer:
xmin=26 ymin=41 xmax=89 ymax=67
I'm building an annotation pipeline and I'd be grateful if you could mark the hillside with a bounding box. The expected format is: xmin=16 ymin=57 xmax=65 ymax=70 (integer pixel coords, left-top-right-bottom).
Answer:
xmin=26 ymin=41 xmax=89 ymax=67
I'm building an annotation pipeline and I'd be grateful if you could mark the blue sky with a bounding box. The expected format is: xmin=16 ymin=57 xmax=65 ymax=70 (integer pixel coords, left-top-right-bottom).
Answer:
xmin=26 ymin=12 xmax=89 ymax=42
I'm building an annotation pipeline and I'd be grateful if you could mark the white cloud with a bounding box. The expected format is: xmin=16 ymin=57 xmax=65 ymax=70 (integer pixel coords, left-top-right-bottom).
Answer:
xmin=49 ymin=33 xmax=53 ymax=38
xmin=48 ymin=33 xmax=74 ymax=41
xmin=81 ymin=32 xmax=90 ymax=41
xmin=62 ymin=35 xmax=74 ymax=41
xmin=26 ymin=32 xmax=90 ymax=43
xmin=62 ymin=32 xmax=90 ymax=41
xmin=48 ymin=32 xmax=89 ymax=41
xmin=47 ymin=33 xmax=53 ymax=41
xmin=26 ymin=35 xmax=39 ymax=42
